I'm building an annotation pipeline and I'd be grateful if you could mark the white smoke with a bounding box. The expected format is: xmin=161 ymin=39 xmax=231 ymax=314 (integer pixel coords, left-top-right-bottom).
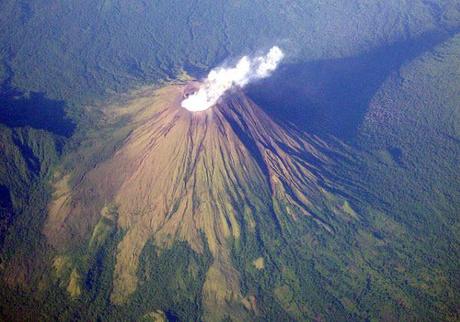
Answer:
xmin=182 ymin=46 xmax=284 ymax=112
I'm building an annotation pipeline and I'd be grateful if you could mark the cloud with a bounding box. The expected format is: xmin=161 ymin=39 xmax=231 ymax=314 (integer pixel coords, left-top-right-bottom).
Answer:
xmin=182 ymin=46 xmax=284 ymax=112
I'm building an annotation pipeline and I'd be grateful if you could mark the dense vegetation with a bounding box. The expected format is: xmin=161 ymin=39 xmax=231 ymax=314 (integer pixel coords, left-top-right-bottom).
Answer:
xmin=0 ymin=1 xmax=459 ymax=321
xmin=1 ymin=0 xmax=458 ymax=105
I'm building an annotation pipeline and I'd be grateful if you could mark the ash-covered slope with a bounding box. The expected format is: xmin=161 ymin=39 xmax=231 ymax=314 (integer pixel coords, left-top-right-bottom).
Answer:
xmin=43 ymin=83 xmax=357 ymax=320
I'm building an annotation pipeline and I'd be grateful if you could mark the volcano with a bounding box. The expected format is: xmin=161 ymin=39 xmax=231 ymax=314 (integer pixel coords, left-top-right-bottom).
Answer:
xmin=43 ymin=83 xmax=359 ymax=320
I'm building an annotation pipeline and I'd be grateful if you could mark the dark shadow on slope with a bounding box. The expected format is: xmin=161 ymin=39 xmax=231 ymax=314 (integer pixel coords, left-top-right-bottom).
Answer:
xmin=0 ymin=82 xmax=75 ymax=137
xmin=0 ymin=185 xmax=13 ymax=246
xmin=246 ymin=29 xmax=458 ymax=141
xmin=0 ymin=185 xmax=12 ymax=210
xmin=11 ymin=133 xmax=41 ymax=174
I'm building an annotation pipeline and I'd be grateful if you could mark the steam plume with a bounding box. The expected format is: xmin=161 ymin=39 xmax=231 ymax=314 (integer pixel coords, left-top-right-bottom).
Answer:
xmin=182 ymin=46 xmax=284 ymax=112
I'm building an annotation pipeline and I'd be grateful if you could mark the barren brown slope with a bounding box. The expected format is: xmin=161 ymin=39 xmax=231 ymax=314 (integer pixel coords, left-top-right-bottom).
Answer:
xmin=44 ymin=83 xmax=357 ymax=320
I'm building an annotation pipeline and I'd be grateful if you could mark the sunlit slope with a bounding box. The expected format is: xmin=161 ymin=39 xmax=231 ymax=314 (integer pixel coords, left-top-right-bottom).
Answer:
xmin=43 ymin=83 xmax=357 ymax=320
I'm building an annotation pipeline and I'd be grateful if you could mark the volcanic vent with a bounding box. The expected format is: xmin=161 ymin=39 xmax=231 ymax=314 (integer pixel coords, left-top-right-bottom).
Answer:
xmin=44 ymin=83 xmax=357 ymax=320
